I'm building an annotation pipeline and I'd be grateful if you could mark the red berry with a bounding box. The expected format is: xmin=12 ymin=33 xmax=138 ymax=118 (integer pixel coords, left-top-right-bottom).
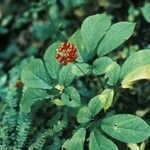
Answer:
xmin=69 ymin=53 xmax=76 ymax=58
xmin=61 ymin=60 xmax=67 ymax=65
xmin=55 ymin=42 xmax=77 ymax=65
xmin=55 ymin=53 xmax=61 ymax=59
xmin=66 ymin=57 xmax=72 ymax=62
xmin=68 ymin=48 xmax=76 ymax=53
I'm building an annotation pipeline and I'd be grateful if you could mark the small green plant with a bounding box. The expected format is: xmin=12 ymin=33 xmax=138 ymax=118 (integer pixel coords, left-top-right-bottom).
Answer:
xmin=1 ymin=13 xmax=150 ymax=150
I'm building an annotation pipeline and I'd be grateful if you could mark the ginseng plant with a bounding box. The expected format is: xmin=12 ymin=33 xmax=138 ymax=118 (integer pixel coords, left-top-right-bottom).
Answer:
xmin=2 ymin=13 xmax=150 ymax=150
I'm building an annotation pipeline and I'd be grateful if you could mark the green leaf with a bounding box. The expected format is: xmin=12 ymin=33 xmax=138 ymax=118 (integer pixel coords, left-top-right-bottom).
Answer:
xmin=89 ymin=130 xmax=118 ymax=150
xmin=105 ymin=62 xmax=120 ymax=86
xmin=44 ymin=42 xmax=61 ymax=79
xmin=59 ymin=64 xmax=75 ymax=86
xmin=93 ymin=57 xmax=112 ymax=75
xmin=93 ymin=57 xmax=120 ymax=85
xmin=99 ymin=89 xmax=114 ymax=111
xmin=88 ymin=95 xmax=103 ymax=116
xmin=97 ymin=22 xmax=136 ymax=56
xmin=20 ymin=88 xmax=50 ymax=112
xmin=120 ymin=50 xmax=150 ymax=88
xmin=21 ymin=59 xmax=52 ymax=89
xmin=141 ymin=2 xmax=150 ymax=23
xmin=71 ymin=63 xmax=90 ymax=77
xmin=81 ymin=13 xmax=111 ymax=53
xmin=61 ymin=86 xmax=81 ymax=107
xmin=101 ymin=114 xmax=150 ymax=143
xmin=77 ymin=94 xmax=104 ymax=124
xmin=69 ymin=30 xmax=84 ymax=62
xmin=77 ymin=107 xmax=92 ymax=124
xmin=63 ymin=128 xmax=86 ymax=150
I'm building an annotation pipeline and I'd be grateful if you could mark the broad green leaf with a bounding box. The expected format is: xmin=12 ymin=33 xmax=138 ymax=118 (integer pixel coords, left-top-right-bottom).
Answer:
xmin=44 ymin=42 xmax=61 ymax=79
xmin=63 ymin=128 xmax=86 ymax=150
xmin=120 ymin=50 xmax=150 ymax=88
xmin=21 ymin=59 xmax=52 ymax=89
xmin=20 ymin=88 xmax=50 ymax=112
xmin=89 ymin=130 xmax=118 ymax=150
xmin=99 ymin=89 xmax=114 ymax=111
xmin=93 ymin=57 xmax=120 ymax=85
xmin=88 ymin=95 xmax=103 ymax=116
xmin=71 ymin=63 xmax=90 ymax=77
xmin=141 ymin=2 xmax=150 ymax=23
xmin=77 ymin=107 xmax=92 ymax=124
xmin=61 ymin=86 xmax=81 ymax=107
xmin=105 ymin=62 xmax=120 ymax=86
xmin=81 ymin=13 xmax=111 ymax=53
xmin=77 ymin=94 xmax=104 ymax=124
xmin=93 ymin=57 xmax=112 ymax=75
xmin=101 ymin=114 xmax=150 ymax=143
xmin=69 ymin=30 xmax=84 ymax=62
xmin=97 ymin=22 xmax=136 ymax=56
xmin=59 ymin=64 xmax=75 ymax=86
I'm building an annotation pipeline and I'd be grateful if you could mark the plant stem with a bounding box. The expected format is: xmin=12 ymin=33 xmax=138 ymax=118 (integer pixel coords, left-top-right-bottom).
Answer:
xmin=74 ymin=63 xmax=105 ymax=90
xmin=73 ymin=63 xmax=95 ymax=87
xmin=98 ymin=76 xmax=105 ymax=90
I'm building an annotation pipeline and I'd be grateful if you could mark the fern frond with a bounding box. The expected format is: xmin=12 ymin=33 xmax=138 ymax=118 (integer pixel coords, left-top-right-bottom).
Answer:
xmin=45 ymin=137 xmax=65 ymax=150
xmin=0 ymin=125 xmax=9 ymax=149
xmin=14 ymin=112 xmax=31 ymax=150
xmin=0 ymin=66 xmax=21 ymax=148
xmin=29 ymin=121 xmax=66 ymax=150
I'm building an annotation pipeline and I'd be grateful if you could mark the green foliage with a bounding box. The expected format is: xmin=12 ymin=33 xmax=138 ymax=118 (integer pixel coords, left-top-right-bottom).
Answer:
xmin=93 ymin=57 xmax=120 ymax=86
xmin=69 ymin=30 xmax=85 ymax=62
xmin=88 ymin=95 xmax=103 ymax=116
xmin=71 ymin=63 xmax=90 ymax=76
xmin=61 ymin=86 xmax=81 ymax=107
xmin=98 ymin=89 xmax=114 ymax=111
xmin=77 ymin=95 xmax=103 ymax=124
xmin=17 ymin=12 xmax=150 ymax=149
xmin=77 ymin=106 xmax=92 ymax=124
xmin=89 ymin=130 xmax=118 ymax=150
xmin=81 ymin=14 xmax=111 ymax=54
xmin=121 ymin=50 xmax=150 ymax=88
xmin=101 ymin=114 xmax=150 ymax=143
xmin=44 ymin=42 xmax=61 ymax=79
xmin=22 ymin=59 xmax=53 ymax=89
xmin=141 ymin=2 xmax=150 ymax=23
xmin=29 ymin=121 xmax=66 ymax=150
xmin=59 ymin=64 xmax=75 ymax=86
xmin=15 ymin=112 xmax=31 ymax=150
xmin=20 ymin=88 xmax=51 ymax=113
xmin=97 ymin=22 xmax=136 ymax=56
xmin=63 ymin=128 xmax=86 ymax=150
xmin=1 ymin=1 xmax=150 ymax=148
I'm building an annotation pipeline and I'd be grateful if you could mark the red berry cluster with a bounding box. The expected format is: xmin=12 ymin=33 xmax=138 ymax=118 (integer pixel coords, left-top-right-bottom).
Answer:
xmin=55 ymin=42 xmax=77 ymax=65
